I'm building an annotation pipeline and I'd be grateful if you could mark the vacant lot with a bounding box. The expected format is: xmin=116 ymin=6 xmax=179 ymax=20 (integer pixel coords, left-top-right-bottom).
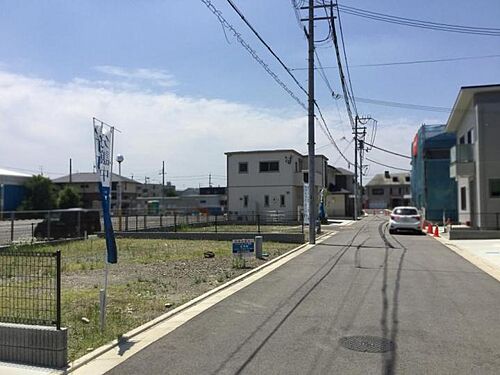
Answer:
xmin=18 ymin=238 xmax=296 ymax=361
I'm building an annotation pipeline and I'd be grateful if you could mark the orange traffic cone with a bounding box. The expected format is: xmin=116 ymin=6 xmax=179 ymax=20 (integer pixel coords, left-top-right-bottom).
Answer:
xmin=427 ymin=223 xmax=433 ymax=234
xmin=433 ymin=225 xmax=439 ymax=237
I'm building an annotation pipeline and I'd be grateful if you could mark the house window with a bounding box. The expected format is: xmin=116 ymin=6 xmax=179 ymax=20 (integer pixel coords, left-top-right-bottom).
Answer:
xmin=405 ymin=176 xmax=410 ymax=182
xmin=243 ymin=195 xmax=248 ymax=208
xmin=280 ymin=195 xmax=285 ymax=207
xmin=489 ymin=179 xmax=500 ymax=198
xmin=460 ymin=187 xmax=467 ymax=210
xmin=399 ymin=187 xmax=402 ymax=195
xmin=459 ymin=136 xmax=465 ymax=144
xmin=239 ymin=162 xmax=248 ymax=173
xmin=467 ymin=129 xmax=474 ymax=144
xmin=264 ymin=195 xmax=269 ymax=207
xmin=259 ymin=161 xmax=279 ymax=173
xmin=392 ymin=177 xmax=399 ymax=183
xmin=200 ymin=200 xmax=207 ymax=204
xmin=372 ymin=188 xmax=384 ymax=195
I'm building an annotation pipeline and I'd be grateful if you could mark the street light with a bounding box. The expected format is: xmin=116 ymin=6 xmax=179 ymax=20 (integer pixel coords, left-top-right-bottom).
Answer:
xmin=116 ymin=154 xmax=124 ymax=231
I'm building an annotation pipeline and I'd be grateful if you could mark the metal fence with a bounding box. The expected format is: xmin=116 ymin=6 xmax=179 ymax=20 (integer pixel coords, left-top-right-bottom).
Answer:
xmin=0 ymin=250 xmax=61 ymax=329
xmin=0 ymin=209 xmax=101 ymax=246
xmin=0 ymin=209 xmax=305 ymax=246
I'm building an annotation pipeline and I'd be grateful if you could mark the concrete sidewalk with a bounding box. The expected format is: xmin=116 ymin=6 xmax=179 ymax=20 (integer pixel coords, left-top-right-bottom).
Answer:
xmin=434 ymin=230 xmax=500 ymax=282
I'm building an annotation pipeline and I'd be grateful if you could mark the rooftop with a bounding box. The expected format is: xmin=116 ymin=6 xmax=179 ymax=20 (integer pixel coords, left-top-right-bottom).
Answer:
xmin=446 ymin=84 xmax=500 ymax=133
xmin=0 ymin=168 xmax=31 ymax=178
xmin=225 ymin=149 xmax=328 ymax=160
xmin=52 ymin=172 xmax=140 ymax=184
xmin=366 ymin=172 xmax=411 ymax=186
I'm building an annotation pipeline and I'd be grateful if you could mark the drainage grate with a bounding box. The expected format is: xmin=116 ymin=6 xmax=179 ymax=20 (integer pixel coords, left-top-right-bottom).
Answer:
xmin=339 ymin=335 xmax=395 ymax=353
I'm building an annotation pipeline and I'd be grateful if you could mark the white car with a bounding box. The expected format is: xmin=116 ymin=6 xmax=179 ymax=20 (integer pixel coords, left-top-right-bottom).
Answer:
xmin=389 ymin=206 xmax=422 ymax=234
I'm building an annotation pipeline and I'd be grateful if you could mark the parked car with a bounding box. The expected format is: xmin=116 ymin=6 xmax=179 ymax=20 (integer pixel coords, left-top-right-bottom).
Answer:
xmin=389 ymin=206 xmax=422 ymax=234
xmin=34 ymin=209 xmax=101 ymax=240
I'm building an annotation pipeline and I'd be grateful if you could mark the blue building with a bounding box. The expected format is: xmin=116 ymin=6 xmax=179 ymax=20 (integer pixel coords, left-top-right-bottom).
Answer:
xmin=411 ymin=124 xmax=457 ymax=223
xmin=0 ymin=168 xmax=31 ymax=212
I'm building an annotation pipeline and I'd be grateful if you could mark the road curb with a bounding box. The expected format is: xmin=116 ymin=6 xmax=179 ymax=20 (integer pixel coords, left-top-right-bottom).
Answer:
xmin=64 ymin=231 xmax=335 ymax=373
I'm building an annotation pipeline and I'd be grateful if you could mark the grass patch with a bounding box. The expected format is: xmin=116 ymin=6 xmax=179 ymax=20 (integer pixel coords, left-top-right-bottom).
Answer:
xmin=10 ymin=238 xmax=296 ymax=361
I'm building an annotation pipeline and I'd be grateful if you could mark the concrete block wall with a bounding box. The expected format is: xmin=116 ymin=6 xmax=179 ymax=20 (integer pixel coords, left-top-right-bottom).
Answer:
xmin=0 ymin=323 xmax=67 ymax=368
xmin=114 ymin=231 xmax=305 ymax=244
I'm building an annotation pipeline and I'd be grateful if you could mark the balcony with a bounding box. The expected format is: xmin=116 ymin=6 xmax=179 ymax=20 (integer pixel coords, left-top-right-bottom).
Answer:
xmin=450 ymin=144 xmax=475 ymax=178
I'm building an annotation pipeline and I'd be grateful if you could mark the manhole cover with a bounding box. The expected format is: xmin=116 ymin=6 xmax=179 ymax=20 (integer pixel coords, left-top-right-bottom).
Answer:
xmin=339 ymin=335 xmax=395 ymax=353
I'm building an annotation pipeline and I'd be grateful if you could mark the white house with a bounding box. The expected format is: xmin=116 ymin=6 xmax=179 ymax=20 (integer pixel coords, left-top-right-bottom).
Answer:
xmin=225 ymin=149 xmax=329 ymax=221
xmin=446 ymin=84 xmax=500 ymax=229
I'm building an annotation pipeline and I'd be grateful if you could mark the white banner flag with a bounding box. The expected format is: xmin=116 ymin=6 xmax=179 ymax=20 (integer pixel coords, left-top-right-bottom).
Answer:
xmin=94 ymin=124 xmax=113 ymax=188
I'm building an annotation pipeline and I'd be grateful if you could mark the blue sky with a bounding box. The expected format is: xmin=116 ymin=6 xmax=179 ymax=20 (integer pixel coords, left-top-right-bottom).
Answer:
xmin=0 ymin=0 xmax=499 ymax=187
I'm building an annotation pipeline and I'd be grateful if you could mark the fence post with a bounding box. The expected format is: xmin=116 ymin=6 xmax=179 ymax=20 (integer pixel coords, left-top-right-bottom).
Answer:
xmin=215 ymin=214 xmax=218 ymax=233
xmin=125 ymin=214 xmax=129 ymax=231
xmin=301 ymin=213 xmax=304 ymax=234
xmin=77 ymin=209 xmax=82 ymax=238
xmin=174 ymin=211 xmax=177 ymax=232
xmin=135 ymin=215 xmax=138 ymax=231
xmin=56 ymin=250 xmax=61 ymax=330
xmin=10 ymin=211 xmax=14 ymax=243
xmin=160 ymin=214 xmax=163 ymax=228
xmin=31 ymin=223 xmax=34 ymax=244
xmin=144 ymin=214 xmax=147 ymax=230
xmin=47 ymin=211 xmax=51 ymax=240
xmin=257 ymin=214 xmax=261 ymax=234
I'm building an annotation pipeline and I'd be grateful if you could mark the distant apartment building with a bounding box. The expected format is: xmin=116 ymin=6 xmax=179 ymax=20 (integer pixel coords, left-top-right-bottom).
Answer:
xmin=366 ymin=171 xmax=411 ymax=209
xmin=225 ymin=149 xmax=336 ymax=220
xmin=52 ymin=172 xmax=141 ymax=212
xmin=0 ymin=168 xmax=31 ymax=211
xmin=137 ymin=182 xmax=176 ymax=198
xmin=411 ymin=124 xmax=457 ymax=222
xmin=446 ymin=84 xmax=500 ymax=229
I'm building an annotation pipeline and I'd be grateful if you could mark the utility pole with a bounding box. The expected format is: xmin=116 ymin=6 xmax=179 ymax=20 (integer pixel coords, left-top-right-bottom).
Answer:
xmin=354 ymin=116 xmax=359 ymax=220
xmin=354 ymin=117 xmax=371 ymax=219
xmin=209 ymin=173 xmax=212 ymax=188
xmin=300 ymin=0 xmax=334 ymax=243
xmin=69 ymin=158 xmax=72 ymax=183
xmin=307 ymin=0 xmax=316 ymax=244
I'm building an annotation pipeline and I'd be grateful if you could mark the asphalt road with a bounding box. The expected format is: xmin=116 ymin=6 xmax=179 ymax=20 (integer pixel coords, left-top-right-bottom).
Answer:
xmin=107 ymin=215 xmax=500 ymax=374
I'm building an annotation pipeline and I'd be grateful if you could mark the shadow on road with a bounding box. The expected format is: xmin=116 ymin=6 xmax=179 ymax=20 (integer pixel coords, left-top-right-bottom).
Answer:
xmin=381 ymin=224 xmax=408 ymax=375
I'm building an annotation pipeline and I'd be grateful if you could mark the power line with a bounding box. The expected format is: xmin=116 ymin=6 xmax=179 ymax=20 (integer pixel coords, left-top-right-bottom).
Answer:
xmin=328 ymin=4 xmax=356 ymax=129
xmin=225 ymin=0 xmax=308 ymax=97
xmin=290 ymin=53 xmax=500 ymax=70
xmin=334 ymin=1 xmax=358 ymax=115
xmin=338 ymin=4 xmax=500 ymax=36
xmin=363 ymin=141 xmax=412 ymax=159
xmin=199 ymin=0 xmax=307 ymax=110
xmin=365 ymin=157 xmax=411 ymax=172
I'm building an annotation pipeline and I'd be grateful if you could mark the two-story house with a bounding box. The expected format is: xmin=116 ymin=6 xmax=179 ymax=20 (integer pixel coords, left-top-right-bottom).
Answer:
xmin=225 ymin=149 xmax=329 ymax=221
xmin=366 ymin=171 xmax=411 ymax=209
xmin=446 ymin=84 xmax=500 ymax=229
xmin=52 ymin=172 xmax=141 ymax=213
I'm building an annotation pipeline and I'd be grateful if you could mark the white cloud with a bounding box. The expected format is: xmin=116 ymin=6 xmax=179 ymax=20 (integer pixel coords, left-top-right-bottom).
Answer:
xmin=94 ymin=65 xmax=177 ymax=88
xmin=0 ymin=69 xmax=424 ymax=188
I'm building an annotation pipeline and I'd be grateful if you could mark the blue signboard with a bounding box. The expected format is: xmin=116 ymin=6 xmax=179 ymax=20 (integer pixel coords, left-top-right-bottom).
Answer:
xmin=232 ymin=239 xmax=255 ymax=256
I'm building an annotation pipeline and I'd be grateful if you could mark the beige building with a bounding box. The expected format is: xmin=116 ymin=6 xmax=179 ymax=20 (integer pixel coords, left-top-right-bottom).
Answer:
xmin=446 ymin=84 xmax=500 ymax=229
xmin=225 ymin=149 xmax=329 ymax=221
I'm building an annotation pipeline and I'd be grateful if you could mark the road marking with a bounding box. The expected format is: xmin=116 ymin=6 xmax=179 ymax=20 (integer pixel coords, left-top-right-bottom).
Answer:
xmin=69 ymin=232 xmax=336 ymax=374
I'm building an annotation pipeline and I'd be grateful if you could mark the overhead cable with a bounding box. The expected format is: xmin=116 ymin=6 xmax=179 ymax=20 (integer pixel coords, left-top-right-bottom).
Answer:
xmin=363 ymin=141 xmax=412 ymax=159
xmin=338 ymin=4 xmax=500 ymax=36
xmin=200 ymin=0 xmax=307 ymax=110
xmin=365 ymin=157 xmax=411 ymax=172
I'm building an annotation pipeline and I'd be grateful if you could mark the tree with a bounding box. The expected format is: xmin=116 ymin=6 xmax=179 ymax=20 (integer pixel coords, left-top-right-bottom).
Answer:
xmin=57 ymin=186 xmax=82 ymax=209
xmin=19 ymin=175 xmax=57 ymax=210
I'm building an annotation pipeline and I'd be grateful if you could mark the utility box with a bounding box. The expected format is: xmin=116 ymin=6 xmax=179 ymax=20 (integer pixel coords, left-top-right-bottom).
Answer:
xmin=255 ymin=236 xmax=263 ymax=259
